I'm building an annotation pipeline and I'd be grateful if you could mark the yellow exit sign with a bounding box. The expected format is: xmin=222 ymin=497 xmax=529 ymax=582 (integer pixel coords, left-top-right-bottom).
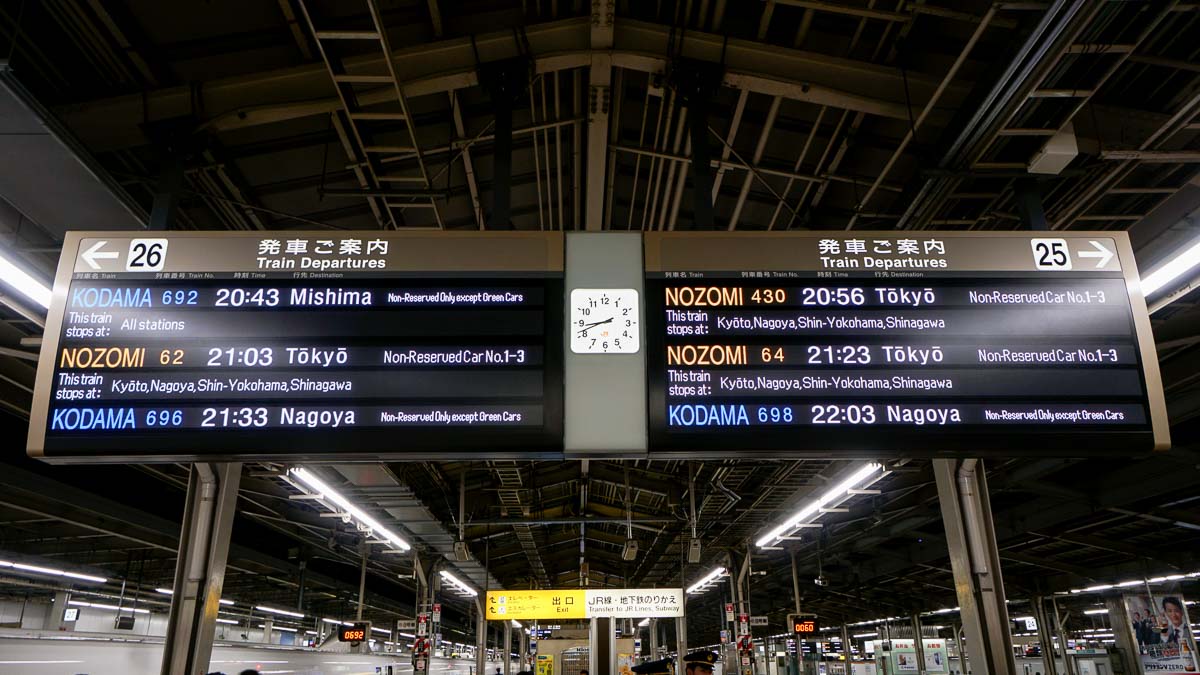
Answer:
xmin=486 ymin=590 xmax=587 ymax=620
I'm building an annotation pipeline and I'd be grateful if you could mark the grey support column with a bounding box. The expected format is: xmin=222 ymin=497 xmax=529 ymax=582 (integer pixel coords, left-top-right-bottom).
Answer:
xmin=45 ymin=591 xmax=69 ymax=631
xmin=504 ymin=622 xmax=513 ymax=675
xmin=933 ymin=459 xmax=1015 ymax=675
xmin=160 ymin=462 xmax=242 ymax=675
xmin=1104 ymin=597 xmax=1139 ymax=675
xmin=563 ymin=232 xmax=647 ymax=455
xmin=1052 ymin=600 xmax=1076 ymax=675
xmin=843 ymin=625 xmax=852 ymax=673
xmin=953 ymin=624 xmax=966 ymax=675
xmin=1031 ymin=598 xmax=1058 ymax=675
xmin=913 ymin=616 xmax=927 ymax=675
xmin=677 ymin=615 xmax=688 ymax=663
xmin=593 ymin=618 xmax=615 ymax=675
xmin=650 ymin=618 xmax=659 ymax=659
xmin=476 ymin=599 xmax=487 ymax=675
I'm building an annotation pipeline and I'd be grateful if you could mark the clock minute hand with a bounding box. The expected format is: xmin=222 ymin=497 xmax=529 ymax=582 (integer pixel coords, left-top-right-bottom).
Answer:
xmin=576 ymin=317 xmax=613 ymax=334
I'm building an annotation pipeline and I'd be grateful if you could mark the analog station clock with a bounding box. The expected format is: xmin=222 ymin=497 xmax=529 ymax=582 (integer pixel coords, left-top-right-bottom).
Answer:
xmin=570 ymin=288 xmax=640 ymax=354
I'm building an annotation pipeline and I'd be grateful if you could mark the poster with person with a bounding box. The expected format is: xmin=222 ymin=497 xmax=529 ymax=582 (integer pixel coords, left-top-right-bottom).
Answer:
xmin=1123 ymin=587 xmax=1197 ymax=675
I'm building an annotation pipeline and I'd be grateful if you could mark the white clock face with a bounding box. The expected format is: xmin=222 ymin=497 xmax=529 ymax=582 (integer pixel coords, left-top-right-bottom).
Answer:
xmin=570 ymin=288 xmax=640 ymax=354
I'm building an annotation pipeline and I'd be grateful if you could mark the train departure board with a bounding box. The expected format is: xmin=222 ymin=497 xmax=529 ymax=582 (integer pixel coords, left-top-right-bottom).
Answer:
xmin=28 ymin=231 xmax=564 ymax=462
xmin=645 ymin=232 xmax=1169 ymax=457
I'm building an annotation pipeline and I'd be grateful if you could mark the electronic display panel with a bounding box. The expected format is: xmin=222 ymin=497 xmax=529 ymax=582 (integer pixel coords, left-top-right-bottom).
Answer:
xmin=645 ymin=232 xmax=1168 ymax=457
xmin=339 ymin=623 xmax=370 ymax=643
xmin=28 ymin=231 xmax=564 ymax=462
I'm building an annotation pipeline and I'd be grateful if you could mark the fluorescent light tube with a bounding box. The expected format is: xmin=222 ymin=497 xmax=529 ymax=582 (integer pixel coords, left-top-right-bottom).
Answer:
xmin=259 ymin=624 xmax=297 ymax=632
xmin=0 ymin=559 xmax=107 ymax=584
xmin=256 ymin=605 xmax=305 ymax=619
xmin=686 ymin=566 xmax=726 ymax=594
xmin=756 ymin=463 xmax=882 ymax=547
xmin=290 ymin=468 xmax=410 ymax=551
xmin=1141 ymin=238 xmax=1200 ymax=296
xmin=439 ymin=570 xmax=478 ymax=596
xmin=68 ymin=600 xmax=148 ymax=614
xmin=0 ymin=251 xmax=51 ymax=309
xmin=217 ymin=618 xmax=239 ymax=625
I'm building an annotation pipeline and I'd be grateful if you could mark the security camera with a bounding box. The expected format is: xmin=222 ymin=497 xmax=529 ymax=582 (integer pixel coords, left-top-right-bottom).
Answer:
xmin=813 ymin=576 xmax=829 ymax=587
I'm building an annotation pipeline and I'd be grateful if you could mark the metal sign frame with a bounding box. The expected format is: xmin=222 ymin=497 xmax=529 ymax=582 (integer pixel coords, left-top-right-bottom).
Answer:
xmin=644 ymin=230 xmax=1169 ymax=457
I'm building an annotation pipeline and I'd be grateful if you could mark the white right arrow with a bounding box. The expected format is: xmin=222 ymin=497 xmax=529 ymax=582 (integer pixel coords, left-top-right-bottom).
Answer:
xmin=1078 ymin=240 xmax=1114 ymax=268
xmin=80 ymin=240 xmax=119 ymax=270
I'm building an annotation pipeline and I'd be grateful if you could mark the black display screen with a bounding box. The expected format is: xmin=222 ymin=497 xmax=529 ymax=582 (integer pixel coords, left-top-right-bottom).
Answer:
xmin=39 ymin=272 xmax=563 ymax=461
xmin=646 ymin=273 xmax=1157 ymax=456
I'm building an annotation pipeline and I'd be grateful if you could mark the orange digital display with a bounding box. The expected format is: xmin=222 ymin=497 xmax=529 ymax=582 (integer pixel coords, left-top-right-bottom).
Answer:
xmin=792 ymin=619 xmax=818 ymax=634
xmin=339 ymin=624 xmax=370 ymax=642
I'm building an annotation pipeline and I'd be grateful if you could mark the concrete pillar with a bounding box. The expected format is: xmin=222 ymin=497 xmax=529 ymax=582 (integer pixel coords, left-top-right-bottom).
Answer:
xmin=1031 ymin=598 xmax=1058 ymax=675
xmin=934 ymin=460 xmax=1015 ymax=675
xmin=952 ymin=624 xmax=966 ymax=675
xmin=593 ymin=618 xmax=615 ymax=675
xmin=45 ymin=591 xmax=70 ymax=631
xmin=263 ymin=618 xmax=274 ymax=644
xmin=504 ymin=622 xmax=513 ymax=675
xmin=913 ymin=616 xmax=928 ymax=675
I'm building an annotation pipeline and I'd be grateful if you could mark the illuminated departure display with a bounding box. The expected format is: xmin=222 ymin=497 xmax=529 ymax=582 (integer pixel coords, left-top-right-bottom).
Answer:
xmin=28 ymin=232 xmax=564 ymax=462
xmin=645 ymin=232 xmax=1169 ymax=456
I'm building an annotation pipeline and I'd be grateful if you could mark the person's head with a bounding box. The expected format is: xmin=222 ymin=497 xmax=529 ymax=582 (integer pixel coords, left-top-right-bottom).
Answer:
xmin=684 ymin=651 xmax=716 ymax=675
xmin=1133 ymin=612 xmax=1142 ymax=620
xmin=581 ymin=669 xmax=589 ymax=675
xmin=239 ymin=670 xmax=260 ymax=675
xmin=1162 ymin=597 xmax=1184 ymax=627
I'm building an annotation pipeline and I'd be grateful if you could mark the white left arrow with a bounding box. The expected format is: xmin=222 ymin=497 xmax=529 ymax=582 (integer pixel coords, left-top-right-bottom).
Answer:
xmin=81 ymin=240 xmax=119 ymax=270
xmin=1078 ymin=239 xmax=1114 ymax=268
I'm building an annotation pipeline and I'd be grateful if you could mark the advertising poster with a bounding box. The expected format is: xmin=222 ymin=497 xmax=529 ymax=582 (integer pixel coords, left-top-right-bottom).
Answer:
xmin=537 ymin=654 xmax=555 ymax=675
xmin=1123 ymin=588 xmax=1197 ymax=675
xmin=617 ymin=654 xmax=636 ymax=675
xmin=923 ymin=640 xmax=948 ymax=673
xmin=892 ymin=640 xmax=919 ymax=672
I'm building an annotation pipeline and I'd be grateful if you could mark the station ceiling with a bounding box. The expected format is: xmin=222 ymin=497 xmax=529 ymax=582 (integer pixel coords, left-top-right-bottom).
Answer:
xmin=0 ymin=0 xmax=1198 ymax=644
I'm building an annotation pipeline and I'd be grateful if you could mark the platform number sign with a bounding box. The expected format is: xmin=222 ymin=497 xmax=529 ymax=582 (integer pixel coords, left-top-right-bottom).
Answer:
xmin=126 ymin=238 xmax=168 ymax=272
xmin=1030 ymin=238 xmax=1072 ymax=271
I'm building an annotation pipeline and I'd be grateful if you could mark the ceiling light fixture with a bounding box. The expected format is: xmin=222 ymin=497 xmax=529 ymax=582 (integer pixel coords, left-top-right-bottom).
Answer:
xmin=68 ymin=600 xmax=148 ymax=614
xmin=439 ymin=570 xmax=478 ymax=597
xmin=289 ymin=468 xmax=411 ymax=551
xmin=322 ymin=618 xmax=353 ymax=626
xmin=216 ymin=618 xmax=239 ymax=625
xmin=255 ymin=605 xmax=305 ymax=619
xmin=1083 ymin=609 xmax=1108 ymax=615
xmin=686 ymin=567 xmax=727 ymax=595
xmin=0 ymin=559 xmax=106 ymax=584
xmin=0 ymin=250 xmax=51 ymax=309
xmin=259 ymin=624 xmax=297 ymax=632
xmin=756 ymin=463 xmax=886 ymax=548
xmin=1141 ymin=237 xmax=1200 ymax=300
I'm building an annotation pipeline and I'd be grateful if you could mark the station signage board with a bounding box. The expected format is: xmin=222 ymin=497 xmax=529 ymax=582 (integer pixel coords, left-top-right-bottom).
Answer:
xmin=485 ymin=588 xmax=684 ymax=620
xmin=644 ymin=232 xmax=1169 ymax=456
xmin=27 ymin=231 xmax=565 ymax=462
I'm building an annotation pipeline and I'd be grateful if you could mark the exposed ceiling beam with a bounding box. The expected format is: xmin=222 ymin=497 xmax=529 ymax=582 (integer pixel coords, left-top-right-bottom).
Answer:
xmin=59 ymin=18 xmax=958 ymax=153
